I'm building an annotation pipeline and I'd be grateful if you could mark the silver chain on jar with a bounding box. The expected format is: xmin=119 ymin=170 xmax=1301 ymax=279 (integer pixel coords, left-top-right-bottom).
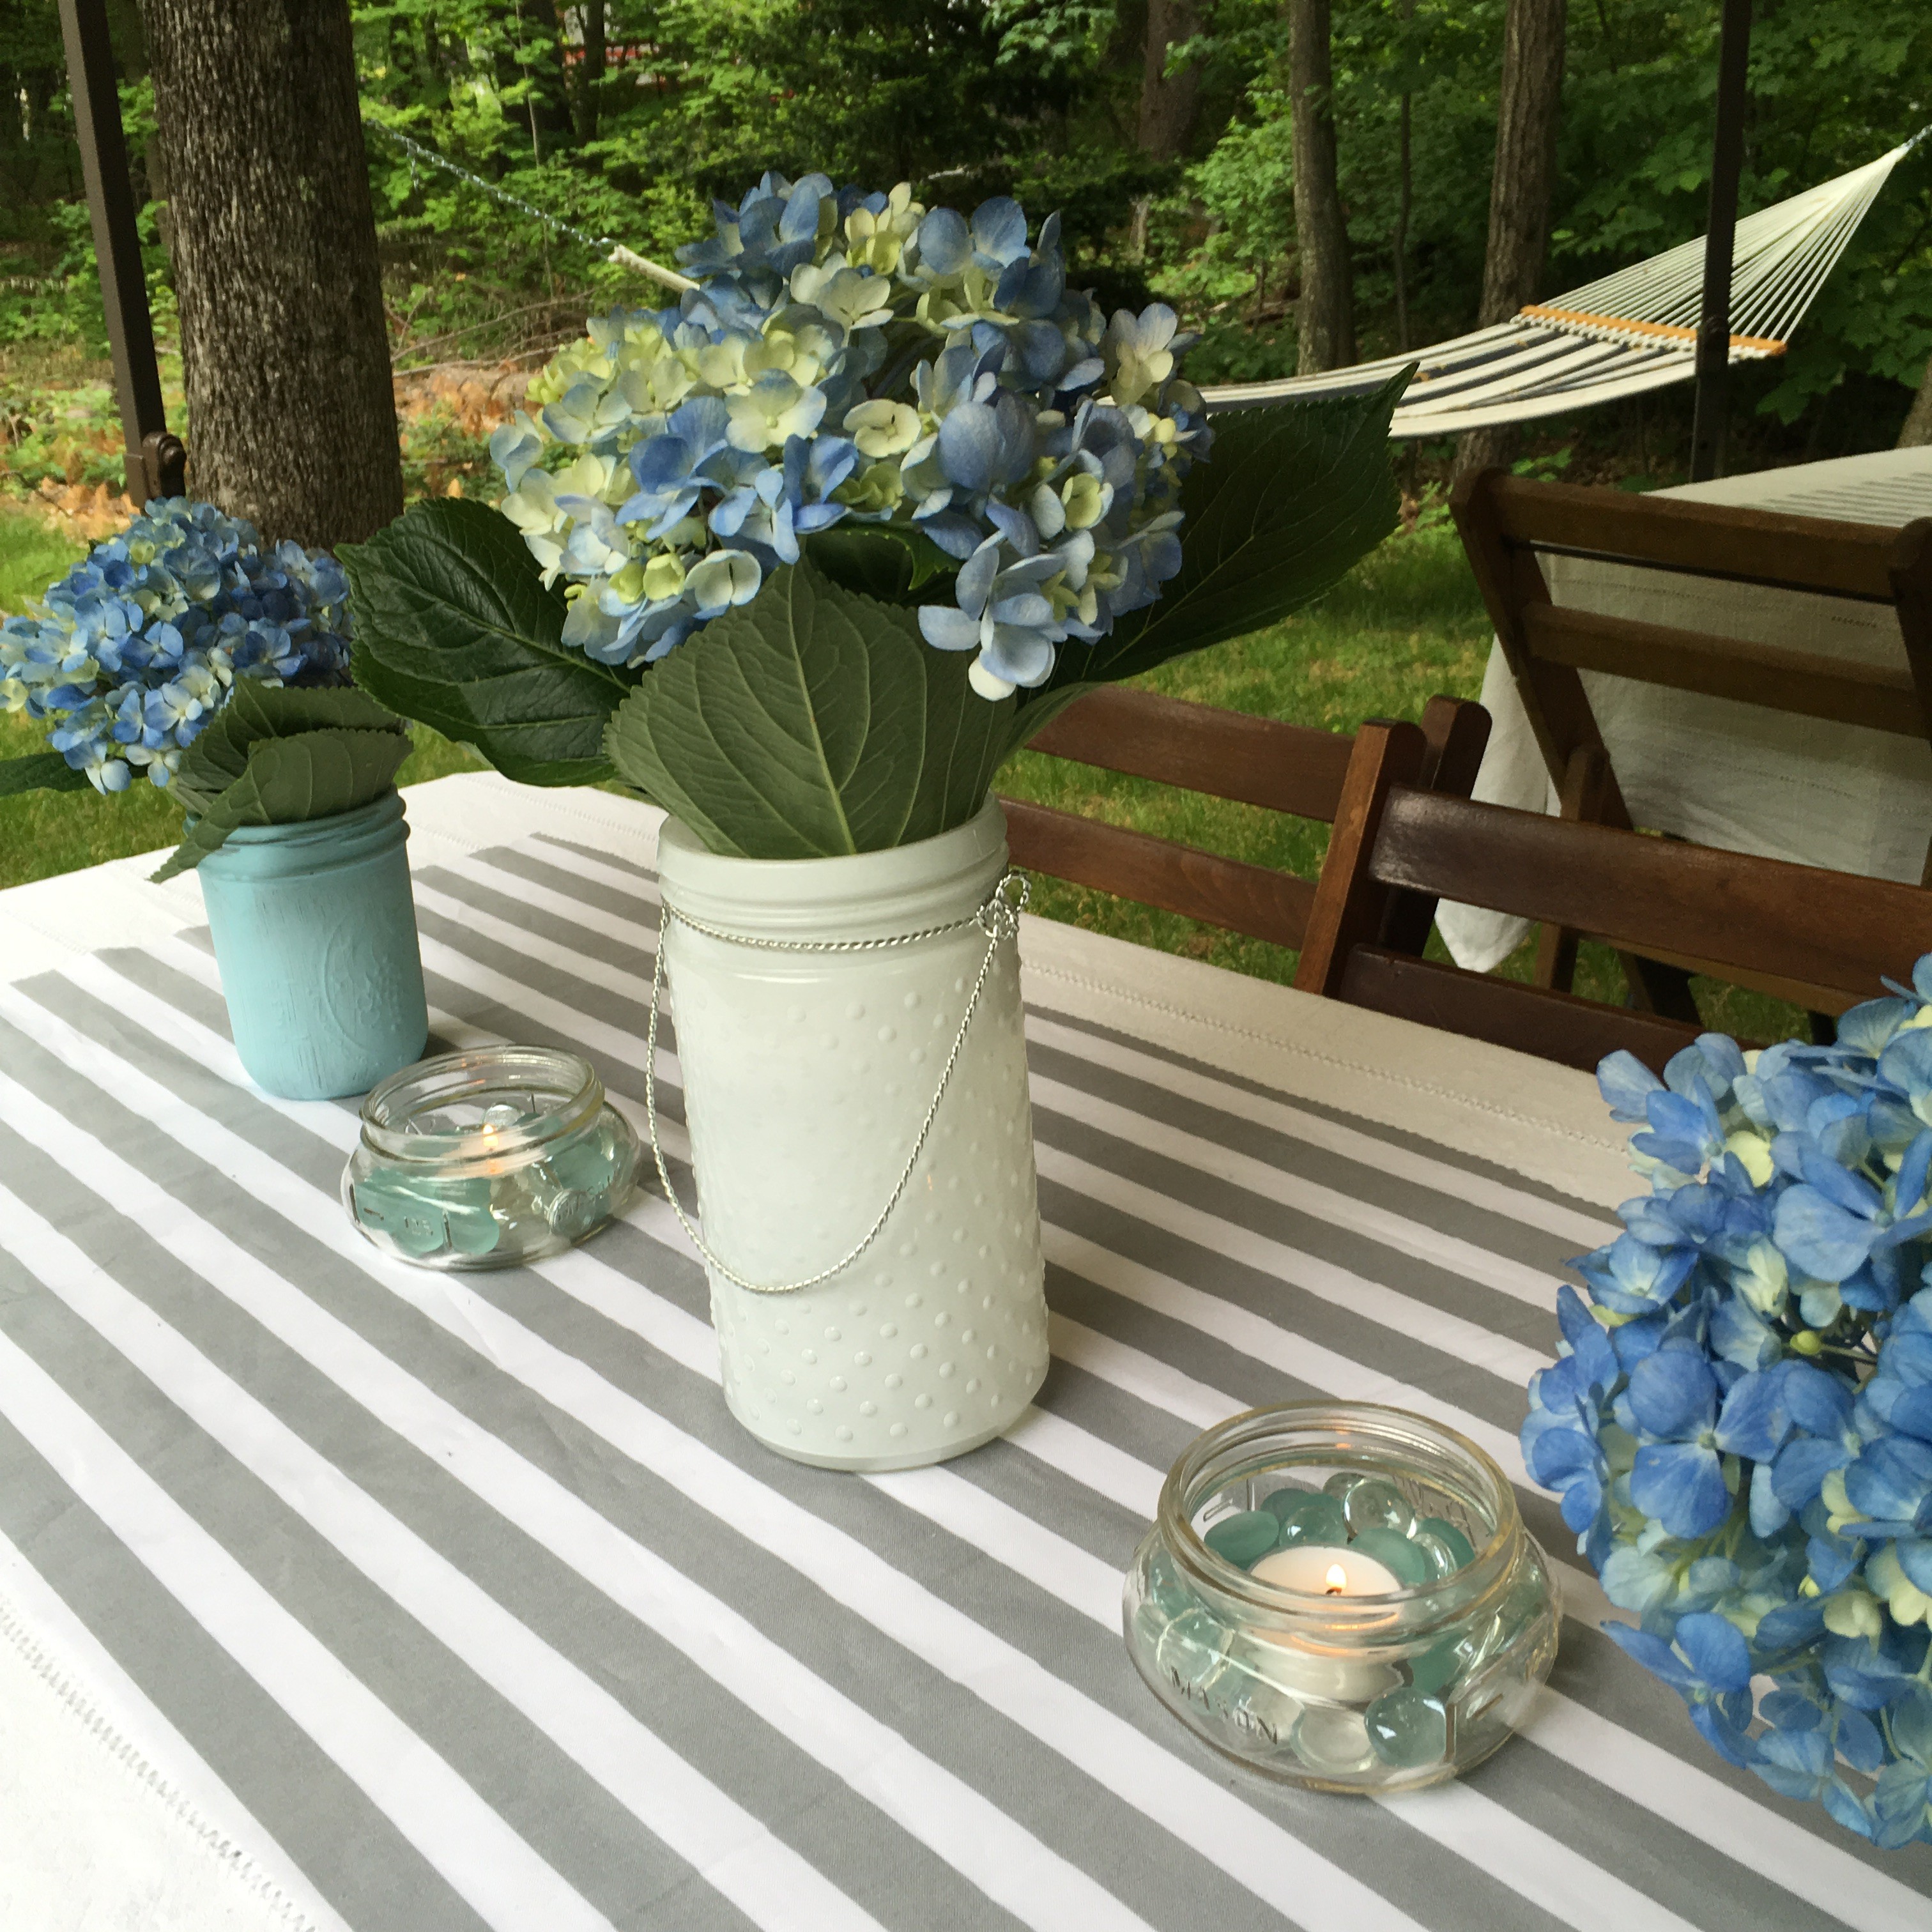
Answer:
xmin=642 ymin=870 xmax=1030 ymax=1295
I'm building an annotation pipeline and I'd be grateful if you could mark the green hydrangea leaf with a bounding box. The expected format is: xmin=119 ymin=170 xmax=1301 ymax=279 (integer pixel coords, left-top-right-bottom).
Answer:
xmin=176 ymin=679 xmax=405 ymax=795
xmin=150 ymin=726 xmax=413 ymax=882
xmin=1032 ymin=368 xmax=1408 ymax=700
xmin=604 ymin=557 xmax=1009 ymax=859
xmin=165 ymin=772 xmax=224 ymax=818
xmin=0 ymin=752 xmax=96 ymax=797
xmin=803 ymin=524 xmax=956 ymax=603
xmin=341 ymin=497 xmax=636 ymax=786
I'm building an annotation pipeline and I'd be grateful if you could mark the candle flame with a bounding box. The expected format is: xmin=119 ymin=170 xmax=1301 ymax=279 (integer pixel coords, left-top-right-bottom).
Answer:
xmin=1324 ymin=1563 xmax=1347 ymax=1595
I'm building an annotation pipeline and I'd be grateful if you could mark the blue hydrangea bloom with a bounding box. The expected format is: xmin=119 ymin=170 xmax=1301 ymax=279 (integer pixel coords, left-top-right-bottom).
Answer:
xmin=1522 ymin=988 xmax=1932 ymax=1847
xmin=0 ymin=499 xmax=350 ymax=792
xmin=491 ymin=172 xmax=1208 ymax=696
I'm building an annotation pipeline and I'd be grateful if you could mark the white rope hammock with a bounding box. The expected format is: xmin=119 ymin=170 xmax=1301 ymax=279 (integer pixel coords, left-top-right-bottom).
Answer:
xmin=1200 ymin=135 xmax=1925 ymax=436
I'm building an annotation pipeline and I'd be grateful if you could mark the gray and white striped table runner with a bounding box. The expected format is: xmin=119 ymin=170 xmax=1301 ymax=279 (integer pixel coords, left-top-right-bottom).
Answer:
xmin=0 ymin=828 xmax=1925 ymax=1931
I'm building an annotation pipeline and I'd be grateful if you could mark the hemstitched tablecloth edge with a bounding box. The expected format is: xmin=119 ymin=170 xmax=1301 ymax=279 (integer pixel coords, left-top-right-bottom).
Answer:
xmin=1015 ymin=915 xmax=1632 ymax=1211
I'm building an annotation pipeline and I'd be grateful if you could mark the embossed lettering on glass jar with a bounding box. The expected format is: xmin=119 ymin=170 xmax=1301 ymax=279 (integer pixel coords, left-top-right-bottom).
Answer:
xmin=344 ymin=1045 xmax=640 ymax=1269
xmin=1124 ymin=1403 xmax=1559 ymax=1793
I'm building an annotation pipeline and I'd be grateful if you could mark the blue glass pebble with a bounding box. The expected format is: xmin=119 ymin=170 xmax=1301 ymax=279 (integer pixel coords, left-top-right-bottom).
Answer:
xmin=551 ymin=1126 xmax=625 ymax=1194
xmin=1338 ymin=1476 xmax=1416 ymax=1537
xmin=1261 ymin=1482 xmax=1319 ymax=1521
xmin=1366 ymin=1685 xmax=1448 ymax=1768
xmin=1408 ymin=1634 xmax=1469 ymax=1697
xmin=1273 ymin=1492 xmax=1347 ymax=1546
xmin=1410 ymin=1529 xmax=1459 ymax=1579
xmin=1416 ymin=1516 xmax=1476 ymax=1570
xmin=1154 ymin=1608 xmax=1224 ymax=1694
xmin=1346 ymin=1524 xmax=1432 ymax=1588
xmin=1291 ymin=1704 xmax=1375 ymax=1775
xmin=1204 ymin=1509 xmax=1280 ymax=1568
xmin=353 ymin=1174 xmax=500 ymax=1258
xmin=1146 ymin=1547 xmax=1194 ymax=1617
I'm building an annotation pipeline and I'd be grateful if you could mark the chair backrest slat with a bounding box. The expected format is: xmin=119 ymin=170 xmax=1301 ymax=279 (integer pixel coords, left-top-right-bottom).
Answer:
xmin=1001 ymin=798 xmax=1315 ymax=951
xmin=1340 ymin=946 xmax=1706 ymax=1073
xmin=1522 ymin=603 xmax=1922 ymax=737
xmin=1479 ymin=473 xmax=1901 ymax=602
xmin=1022 ymin=684 xmax=1356 ymax=820
xmin=1453 ymin=470 xmax=1932 ymax=1002
xmin=1365 ymin=786 xmax=1932 ymax=1002
xmin=1296 ymin=719 xmax=1932 ymax=1070
xmin=1006 ymin=686 xmax=1490 ymax=953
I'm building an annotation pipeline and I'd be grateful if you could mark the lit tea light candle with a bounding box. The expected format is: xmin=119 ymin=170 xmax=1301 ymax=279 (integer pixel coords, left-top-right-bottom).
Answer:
xmin=1243 ymin=1543 xmax=1403 ymax=1704
xmin=1251 ymin=1544 xmax=1402 ymax=1598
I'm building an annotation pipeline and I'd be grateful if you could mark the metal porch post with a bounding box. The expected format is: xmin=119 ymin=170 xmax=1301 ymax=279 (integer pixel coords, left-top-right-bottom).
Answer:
xmin=56 ymin=0 xmax=185 ymax=504
xmin=1689 ymin=0 xmax=1752 ymax=482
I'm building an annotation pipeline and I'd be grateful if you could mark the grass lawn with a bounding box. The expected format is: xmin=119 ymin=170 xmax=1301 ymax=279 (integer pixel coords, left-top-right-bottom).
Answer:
xmin=1 ymin=497 xmax=1807 ymax=1041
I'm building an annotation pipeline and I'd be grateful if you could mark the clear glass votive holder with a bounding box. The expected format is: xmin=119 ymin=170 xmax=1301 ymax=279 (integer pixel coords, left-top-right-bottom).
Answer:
xmin=342 ymin=1046 xmax=640 ymax=1270
xmin=1123 ymin=1402 xmax=1558 ymax=1793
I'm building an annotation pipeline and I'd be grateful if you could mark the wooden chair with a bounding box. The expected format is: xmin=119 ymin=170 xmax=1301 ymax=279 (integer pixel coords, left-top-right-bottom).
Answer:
xmin=1294 ymin=718 xmax=1932 ymax=1075
xmin=1451 ymin=466 xmax=1932 ymax=1013
xmin=999 ymin=686 xmax=1492 ymax=953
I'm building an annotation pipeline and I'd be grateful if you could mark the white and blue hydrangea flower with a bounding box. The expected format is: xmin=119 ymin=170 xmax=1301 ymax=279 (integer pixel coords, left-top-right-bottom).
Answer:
xmin=1 ymin=498 xmax=351 ymax=792
xmin=494 ymin=171 xmax=1208 ymax=695
xmin=1521 ymin=967 xmax=1932 ymax=1845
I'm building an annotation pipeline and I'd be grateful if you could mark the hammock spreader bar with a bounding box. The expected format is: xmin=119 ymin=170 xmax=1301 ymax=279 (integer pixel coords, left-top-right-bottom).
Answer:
xmin=1199 ymin=134 xmax=1925 ymax=436
xmin=1517 ymin=306 xmax=1786 ymax=357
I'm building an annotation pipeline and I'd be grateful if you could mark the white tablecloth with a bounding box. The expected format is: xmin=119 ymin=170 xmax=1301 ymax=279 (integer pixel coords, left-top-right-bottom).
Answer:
xmin=0 ymin=774 xmax=652 ymax=1932
xmin=0 ymin=772 xmax=1661 ymax=1932
xmin=1437 ymin=446 xmax=1932 ymax=971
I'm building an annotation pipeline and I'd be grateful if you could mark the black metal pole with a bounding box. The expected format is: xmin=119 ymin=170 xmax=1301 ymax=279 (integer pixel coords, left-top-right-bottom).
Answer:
xmin=1689 ymin=0 xmax=1752 ymax=482
xmin=56 ymin=0 xmax=184 ymax=504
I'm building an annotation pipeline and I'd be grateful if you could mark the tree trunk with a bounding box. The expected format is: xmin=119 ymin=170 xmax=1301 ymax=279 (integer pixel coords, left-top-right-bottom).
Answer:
xmin=1287 ymin=0 xmax=1354 ymax=374
xmin=1138 ymin=0 xmax=1199 ymax=160
xmin=143 ymin=0 xmax=402 ymax=550
xmin=492 ymin=0 xmax=572 ymax=160
xmin=1130 ymin=0 xmax=1199 ymax=257
xmin=1899 ymin=355 xmax=1932 ymax=450
xmin=576 ymin=0 xmax=606 ymax=142
xmin=1455 ymin=0 xmax=1567 ymax=480
xmin=1392 ymin=0 xmax=1416 ymax=352
xmin=1393 ymin=95 xmax=1412 ymax=351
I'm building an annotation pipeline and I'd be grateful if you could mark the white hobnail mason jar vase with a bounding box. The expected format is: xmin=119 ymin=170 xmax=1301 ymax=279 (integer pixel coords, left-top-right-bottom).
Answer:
xmin=652 ymin=795 xmax=1050 ymax=1471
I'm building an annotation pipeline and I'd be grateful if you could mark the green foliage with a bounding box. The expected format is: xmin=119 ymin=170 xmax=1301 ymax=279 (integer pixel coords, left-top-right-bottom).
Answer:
xmin=603 ymin=558 xmax=1009 ymax=859
xmin=169 ymin=681 xmax=407 ymax=811
xmin=802 ymin=523 xmax=956 ymax=602
xmin=342 ymin=496 xmax=639 ymax=786
xmin=151 ymin=685 xmax=412 ymax=881
xmin=4 ymin=0 xmax=1928 ymax=473
xmin=353 ymin=0 xmax=1159 ymax=324
xmin=0 ymin=748 xmax=89 ymax=795
xmin=1552 ymin=1 xmax=1932 ymax=419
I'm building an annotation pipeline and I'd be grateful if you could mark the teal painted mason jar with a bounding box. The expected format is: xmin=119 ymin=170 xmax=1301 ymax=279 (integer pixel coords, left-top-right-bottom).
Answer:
xmin=197 ymin=791 xmax=429 ymax=1100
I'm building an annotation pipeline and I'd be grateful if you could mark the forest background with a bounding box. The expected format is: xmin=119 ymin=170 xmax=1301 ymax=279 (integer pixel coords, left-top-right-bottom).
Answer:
xmin=0 ymin=0 xmax=1928 ymax=1032
xmin=0 ymin=0 xmax=1928 ymax=526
